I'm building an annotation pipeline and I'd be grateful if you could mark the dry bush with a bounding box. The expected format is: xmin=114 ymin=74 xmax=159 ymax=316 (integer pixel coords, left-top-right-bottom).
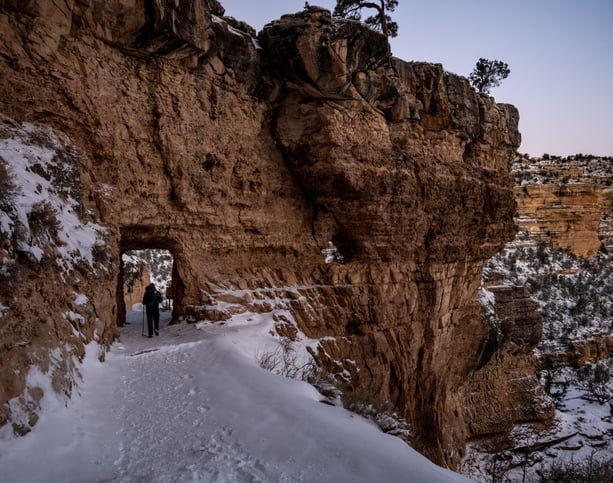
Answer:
xmin=538 ymin=453 xmax=613 ymax=482
xmin=27 ymin=201 xmax=62 ymax=244
xmin=257 ymin=338 xmax=317 ymax=381
xmin=0 ymin=156 xmax=18 ymax=211
xmin=28 ymin=145 xmax=86 ymax=219
xmin=27 ymin=126 xmax=57 ymax=150
xmin=257 ymin=339 xmax=412 ymax=441
xmin=342 ymin=390 xmax=412 ymax=443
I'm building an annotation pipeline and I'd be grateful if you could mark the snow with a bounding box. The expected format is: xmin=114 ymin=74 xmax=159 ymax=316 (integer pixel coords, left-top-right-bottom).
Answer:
xmin=464 ymin=230 xmax=613 ymax=479
xmin=462 ymin=387 xmax=613 ymax=481
xmin=123 ymin=249 xmax=174 ymax=293
xmin=0 ymin=121 xmax=108 ymax=276
xmin=483 ymin=236 xmax=613 ymax=345
xmin=211 ymin=13 xmax=260 ymax=47
xmin=63 ymin=311 xmax=85 ymax=326
xmin=0 ymin=309 xmax=471 ymax=483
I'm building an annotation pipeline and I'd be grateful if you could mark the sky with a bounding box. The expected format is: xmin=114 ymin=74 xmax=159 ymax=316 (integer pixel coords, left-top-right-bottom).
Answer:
xmin=219 ymin=0 xmax=613 ymax=158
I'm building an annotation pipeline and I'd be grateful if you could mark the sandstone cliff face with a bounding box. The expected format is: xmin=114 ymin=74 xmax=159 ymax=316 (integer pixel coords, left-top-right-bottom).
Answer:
xmin=465 ymin=284 xmax=553 ymax=438
xmin=122 ymin=257 xmax=151 ymax=311
xmin=0 ymin=1 xmax=547 ymax=466
xmin=515 ymin=184 xmax=602 ymax=258
xmin=514 ymin=155 xmax=613 ymax=257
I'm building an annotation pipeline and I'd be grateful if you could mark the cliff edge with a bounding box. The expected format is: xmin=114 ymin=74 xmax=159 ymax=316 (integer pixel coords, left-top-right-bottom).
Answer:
xmin=0 ymin=1 xmax=551 ymax=466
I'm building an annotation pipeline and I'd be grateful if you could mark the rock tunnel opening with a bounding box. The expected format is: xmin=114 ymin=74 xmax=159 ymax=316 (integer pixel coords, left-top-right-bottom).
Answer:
xmin=117 ymin=229 xmax=186 ymax=328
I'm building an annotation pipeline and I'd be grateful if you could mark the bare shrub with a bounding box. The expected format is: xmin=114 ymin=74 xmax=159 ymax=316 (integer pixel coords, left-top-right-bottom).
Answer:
xmin=257 ymin=339 xmax=411 ymax=442
xmin=257 ymin=338 xmax=341 ymax=404
xmin=28 ymin=145 xmax=86 ymax=219
xmin=51 ymin=146 xmax=84 ymax=206
xmin=0 ymin=156 xmax=18 ymax=211
xmin=578 ymin=362 xmax=613 ymax=405
xmin=538 ymin=452 xmax=613 ymax=482
xmin=27 ymin=201 xmax=62 ymax=244
xmin=257 ymin=338 xmax=317 ymax=381
xmin=539 ymin=355 xmax=571 ymax=404
xmin=28 ymin=126 xmax=57 ymax=150
xmin=342 ymin=391 xmax=412 ymax=443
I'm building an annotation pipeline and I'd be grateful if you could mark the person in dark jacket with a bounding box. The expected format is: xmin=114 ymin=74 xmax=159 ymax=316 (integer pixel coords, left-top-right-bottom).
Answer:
xmin=142 ymin=283 xmax=162 ymax=337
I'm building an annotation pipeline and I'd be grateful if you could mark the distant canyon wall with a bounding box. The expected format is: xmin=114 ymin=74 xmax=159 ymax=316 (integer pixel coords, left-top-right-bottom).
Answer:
xmin=0 ymin=0 xmax=550 ymax=466
xmin=514 ymin=155 xmax=613 ymax=257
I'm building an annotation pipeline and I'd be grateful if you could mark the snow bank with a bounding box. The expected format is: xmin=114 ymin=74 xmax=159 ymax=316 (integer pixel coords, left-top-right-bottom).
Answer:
xmin=0 ymin=308 xmax=472 ymax=482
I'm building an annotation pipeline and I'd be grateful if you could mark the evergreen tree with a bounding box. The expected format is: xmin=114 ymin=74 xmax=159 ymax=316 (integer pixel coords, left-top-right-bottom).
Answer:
xmin=334 ymin=0 xmax=399 ymax=38
xmin=469 ymin=58 xmax=510 ymax=94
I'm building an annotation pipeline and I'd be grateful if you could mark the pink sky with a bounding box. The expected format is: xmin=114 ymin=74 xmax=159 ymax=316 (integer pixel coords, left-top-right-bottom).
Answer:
xmin=221 ymin=0 xmax=613 ymax=158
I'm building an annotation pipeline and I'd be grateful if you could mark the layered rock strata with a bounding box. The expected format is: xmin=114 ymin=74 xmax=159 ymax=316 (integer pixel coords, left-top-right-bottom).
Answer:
xmin=514 ymin=155 xmax=613 ymax=257
xmin=0 ymin=1 xmax=550 ymax=466
xmin=465 ymin=285 xmax=553 ymax=437
xmin=515 ymin=184 xmax=602 ymax=257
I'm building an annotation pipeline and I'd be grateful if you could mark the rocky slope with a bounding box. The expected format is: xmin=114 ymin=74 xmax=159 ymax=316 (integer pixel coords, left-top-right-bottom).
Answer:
xmin=465 ymin=231 xmax=613 ymax=479
xmin=0 ymin=0 xmax=548 ymax=467
xmin=460 ymin=154 xmax=613 ymax=477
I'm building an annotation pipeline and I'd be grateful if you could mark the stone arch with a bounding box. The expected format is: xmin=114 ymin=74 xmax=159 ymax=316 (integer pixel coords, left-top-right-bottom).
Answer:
xmin=117 ymin=226 xmax=187 ymax=327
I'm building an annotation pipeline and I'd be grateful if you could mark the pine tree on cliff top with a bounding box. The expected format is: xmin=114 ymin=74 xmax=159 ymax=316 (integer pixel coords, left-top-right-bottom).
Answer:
xmin=333 ymin=0 xmax=399 ymax=38
xmin=469 ymin=58 xmax=510 ymax=94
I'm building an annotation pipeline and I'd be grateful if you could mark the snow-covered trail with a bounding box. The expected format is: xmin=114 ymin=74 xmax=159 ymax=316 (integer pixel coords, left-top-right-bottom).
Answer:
xmin=0 ymin=309 xmax=472 ymax=482
xmin=108 ymin=315 xmax=275 ymax=482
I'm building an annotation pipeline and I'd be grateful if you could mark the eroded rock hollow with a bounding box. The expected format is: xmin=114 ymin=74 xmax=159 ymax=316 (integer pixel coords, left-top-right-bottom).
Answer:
xmin=0 ymin=0 xmax=552 ymax=466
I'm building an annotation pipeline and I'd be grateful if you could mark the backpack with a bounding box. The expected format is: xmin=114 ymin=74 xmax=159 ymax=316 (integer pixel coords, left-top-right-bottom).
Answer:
xmin=144 ymin=288 xmax=157 ymax=306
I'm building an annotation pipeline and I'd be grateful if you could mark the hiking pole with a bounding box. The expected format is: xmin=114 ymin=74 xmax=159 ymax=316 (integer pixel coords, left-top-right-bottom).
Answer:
xmin=142 ymin=305 xmax=145 ymax=336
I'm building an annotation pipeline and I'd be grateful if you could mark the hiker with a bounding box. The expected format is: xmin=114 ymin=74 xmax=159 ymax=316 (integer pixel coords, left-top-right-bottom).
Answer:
xmin=142 ymin=283 xmax=163 ymax=337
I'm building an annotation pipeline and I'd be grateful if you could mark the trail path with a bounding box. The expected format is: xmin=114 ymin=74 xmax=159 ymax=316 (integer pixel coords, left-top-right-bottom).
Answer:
xmin=0 ymin=309 xmax=471 ymax=482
